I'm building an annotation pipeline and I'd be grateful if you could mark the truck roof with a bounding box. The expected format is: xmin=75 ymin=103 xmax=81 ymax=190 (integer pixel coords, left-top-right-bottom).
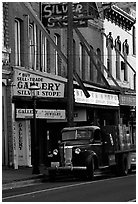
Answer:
xmin=61 ymin=126 xmax=100 ymax=132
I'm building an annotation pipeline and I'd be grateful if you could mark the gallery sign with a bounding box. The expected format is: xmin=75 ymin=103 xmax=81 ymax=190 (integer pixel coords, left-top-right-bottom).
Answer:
xmin=42 ymin=3 xmax=88 ymax=28
xmin=13 ymin=69 xmax=65 ymax=98
xmin=74 ymin=89 xmax=119 ymax=106
xmin=16 ymin=109 xmax=66 ymax=120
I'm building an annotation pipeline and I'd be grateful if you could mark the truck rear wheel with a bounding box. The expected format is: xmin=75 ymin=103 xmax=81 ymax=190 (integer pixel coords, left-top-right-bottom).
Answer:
xmin=116 ymin=155 xmax=128 ymax=176
xmin=86 ymin=157 xmax=94 ymax=180
xmin=49 ymin=170 xmax=56 ymax=181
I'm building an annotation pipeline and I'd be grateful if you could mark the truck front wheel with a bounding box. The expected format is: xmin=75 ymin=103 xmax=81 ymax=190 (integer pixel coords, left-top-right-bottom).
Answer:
xmin=86 ymin=157 xmax=94 ymax=180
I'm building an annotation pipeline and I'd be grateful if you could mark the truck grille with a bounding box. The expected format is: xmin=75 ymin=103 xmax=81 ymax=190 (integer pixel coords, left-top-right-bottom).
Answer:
xmin=64 ymin=146 xmax=72 ymax=166
xmin=59 ymin=145 xmax=73 ymax=166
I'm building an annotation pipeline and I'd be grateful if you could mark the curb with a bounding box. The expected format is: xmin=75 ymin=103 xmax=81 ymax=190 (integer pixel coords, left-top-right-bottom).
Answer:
xmin=2 ymin=174 xmax=48 ymax=190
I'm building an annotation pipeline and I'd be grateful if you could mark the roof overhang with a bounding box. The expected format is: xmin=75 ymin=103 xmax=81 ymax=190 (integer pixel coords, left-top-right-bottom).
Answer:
xmin=104 ymin=5 xmax=135 ymax=30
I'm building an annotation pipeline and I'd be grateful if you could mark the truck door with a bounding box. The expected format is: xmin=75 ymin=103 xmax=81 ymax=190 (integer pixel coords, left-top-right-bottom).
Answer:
xmin=92 ymin=129 xmax=108 ymax=167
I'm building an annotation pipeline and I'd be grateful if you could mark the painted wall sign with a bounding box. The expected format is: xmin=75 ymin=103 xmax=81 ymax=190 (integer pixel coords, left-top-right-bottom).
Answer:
xmin=74 ymin=89 xmax=119 ymax=106
xmin=119 ymin=95 xmax=136 ymax=106
xmin=16 ymin=109 xmax=66 ymax=120
xmin=42 ymin=3 xmax=88 ymax=28
xmin=13 ymin=69 xmax=65 ymax=98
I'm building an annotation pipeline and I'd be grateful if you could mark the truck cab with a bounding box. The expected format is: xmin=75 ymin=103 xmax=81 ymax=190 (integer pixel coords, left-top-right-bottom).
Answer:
xmin=48 ymin=125 xmax=117 ymax=180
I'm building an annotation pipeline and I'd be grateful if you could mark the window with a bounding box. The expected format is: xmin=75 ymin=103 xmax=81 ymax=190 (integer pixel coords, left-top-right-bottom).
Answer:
xmin=42 ymin=34 xmax=47 ymax=72
xmin=79 ymin=43 xmax=85 ymax=80
xmin=115 ymin=36 xmax=121 ymax=80
xmin=96 ymin=48 xmax=101 ymax=83
xmin=122 ymin=39 xmax=129 ymax=81
xmin=29 ymin=23 xmax=37 ymax=70
xmin=15 ymin=19 xmax=21 ymax=66
xmin=89 ymin=46 xmax=94 ymax=81
xmin=132 ymin=26 xmax=136 ymax=55
xmin=106 ymin=32 xmax=113 ymax=77
xmin=94 ymin=129 xmax=101 ymax=142
xmin=54 ymin=34 xmax=61 ymax=75
xmin=73 ymin=39 xmax=76 ymax=72
xmin=134 ymin=74 xmax=136 ymax=90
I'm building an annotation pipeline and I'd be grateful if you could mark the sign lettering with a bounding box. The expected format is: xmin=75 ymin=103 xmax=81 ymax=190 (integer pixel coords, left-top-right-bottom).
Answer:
xmin=16 ymin=109 xmax=66 ymax=120
xmin=74 ymin=89 xmax=119 ymax=106
xmin=13 ymin=69 xmax=65 ymax=98
xmin=42 ymin=3 xmax=88 ymax=28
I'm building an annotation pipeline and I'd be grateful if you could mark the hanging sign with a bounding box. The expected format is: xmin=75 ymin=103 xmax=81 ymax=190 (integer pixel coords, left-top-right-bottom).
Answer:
xmin=13 ymin=69 xmax=65 ymax=98
xmin=74 ymin=89 xmax=119 ymax=106
xmin=42 ymin=3 xmax=88 ymax=28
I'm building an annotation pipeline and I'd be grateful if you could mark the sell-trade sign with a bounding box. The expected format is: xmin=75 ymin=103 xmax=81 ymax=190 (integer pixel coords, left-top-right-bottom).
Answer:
xmin=42 ymin=3 xmax=88 ymax=28
xmin=13 ymin=69 xmax=65 ymax=98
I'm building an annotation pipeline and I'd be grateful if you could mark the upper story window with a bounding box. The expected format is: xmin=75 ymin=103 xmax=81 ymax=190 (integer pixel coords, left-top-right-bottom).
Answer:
xmin=73 ymin=39 xmax=76 ymax=72
xmin=29 ymin=23 xmax=37 ymax=70
xmin=115 ymin=36 xmax=121 ymax=80
xmin=132 ymin=26 xmax=136 ymax=55
xmin=122 ymin=39 xmax=129 ymax=81
xmin=96 ymin=48 xmax=101 ymax=83
xmin=79 ymin=42 xmax=85 ymax=80
xmin=54 ymin=33 xmax=61 ymax=75
xmin=89 ymin=46 xmax=94 ymax=81
xmin=15 ymin=19 xmax=21 ymax=66
xmin=106 ymin=32 xmax=113 ymax=77
xmin=42 ymin=34 xmax=47 ymax=72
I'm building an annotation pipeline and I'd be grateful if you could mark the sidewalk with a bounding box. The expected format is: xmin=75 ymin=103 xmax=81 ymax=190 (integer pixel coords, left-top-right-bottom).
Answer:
xmin=2 ymin=166 xmax=48 ymax=190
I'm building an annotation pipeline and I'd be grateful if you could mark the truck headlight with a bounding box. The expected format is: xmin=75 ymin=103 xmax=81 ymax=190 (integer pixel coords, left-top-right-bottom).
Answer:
xmin=53 ymin=149 xmax=58 ymax=156
xmin=75 ymin=148 xmax=81 ymax=154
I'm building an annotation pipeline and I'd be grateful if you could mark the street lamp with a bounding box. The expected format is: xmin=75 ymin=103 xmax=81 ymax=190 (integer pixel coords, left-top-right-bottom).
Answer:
xmin=29 ymin=83 xmax=40 ymax=174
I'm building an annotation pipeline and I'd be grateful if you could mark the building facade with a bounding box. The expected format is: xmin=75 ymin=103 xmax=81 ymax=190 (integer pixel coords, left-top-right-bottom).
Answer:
xmin=2 ymin=2 xmax=136 ymax=168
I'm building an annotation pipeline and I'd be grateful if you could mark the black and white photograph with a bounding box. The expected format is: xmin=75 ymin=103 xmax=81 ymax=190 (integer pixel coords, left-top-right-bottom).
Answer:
xmin=2 ymin=1 xmax=136 ymax=202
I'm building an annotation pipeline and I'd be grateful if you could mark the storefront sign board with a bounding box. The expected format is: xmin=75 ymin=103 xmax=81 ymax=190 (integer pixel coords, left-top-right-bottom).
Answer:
xmin=13 ymin=69 xmax=65 ymax=98
xmin=119 ymin=95 xmax=136 ymax=106
xmin=42 ymin=3 xmax=88 ymax=28
xmin=16 ymin=109 xmax=66 ymax=120
xmin=74 ymin=89 xmax=119 ymax=106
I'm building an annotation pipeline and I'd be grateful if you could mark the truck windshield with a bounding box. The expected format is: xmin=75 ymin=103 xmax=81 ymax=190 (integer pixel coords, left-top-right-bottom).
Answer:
xmin=62 ymin=129 xmax=91 ymax=141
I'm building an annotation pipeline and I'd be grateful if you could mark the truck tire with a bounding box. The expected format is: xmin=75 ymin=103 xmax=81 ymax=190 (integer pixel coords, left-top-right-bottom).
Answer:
xmin=86 ymin=156 xmax=94 ymax=180
xmin=49 ymin=170 xmax=56 ymax=181
xmin=116 ymin=155 xmax=128 ymax=176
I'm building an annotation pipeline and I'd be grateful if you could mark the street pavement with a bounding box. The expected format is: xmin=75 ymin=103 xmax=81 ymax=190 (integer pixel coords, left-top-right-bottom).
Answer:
xmin=2 ymin=166 xmax=48 ymax=190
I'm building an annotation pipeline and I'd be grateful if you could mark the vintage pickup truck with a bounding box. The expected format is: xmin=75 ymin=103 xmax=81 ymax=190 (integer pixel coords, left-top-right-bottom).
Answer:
xmin=47 ymin=125 xmax=135 ymax=180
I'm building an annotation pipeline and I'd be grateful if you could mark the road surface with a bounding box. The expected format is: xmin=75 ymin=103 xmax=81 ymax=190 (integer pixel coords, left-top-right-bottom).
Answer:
xmin=3 ymin=174 xmax=136 ymax=202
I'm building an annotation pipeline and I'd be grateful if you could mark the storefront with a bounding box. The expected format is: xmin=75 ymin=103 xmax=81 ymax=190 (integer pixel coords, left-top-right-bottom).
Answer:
xmin=12 ymin=67 xmax=67 ymax=168
xmin=74 ymin=88 xmax=120 ymax=127
xmin=119 ymin=93 xmax=136 ymax=146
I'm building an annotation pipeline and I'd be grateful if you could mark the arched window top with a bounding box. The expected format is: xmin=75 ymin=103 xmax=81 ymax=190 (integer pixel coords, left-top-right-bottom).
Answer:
xmin=97 ymin=48 xmax=101 ymax=54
